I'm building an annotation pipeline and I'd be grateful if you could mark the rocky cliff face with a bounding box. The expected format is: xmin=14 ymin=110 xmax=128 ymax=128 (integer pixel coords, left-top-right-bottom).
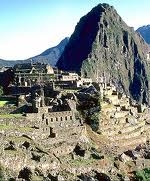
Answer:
xmin=57 ymin=3 xmax=150 ymax=104
xmin=137 ymin=25 xmax=150 ymax=44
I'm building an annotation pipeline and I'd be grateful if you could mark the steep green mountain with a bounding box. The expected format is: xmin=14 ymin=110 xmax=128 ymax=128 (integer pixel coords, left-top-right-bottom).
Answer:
xmin=0 ymin=37 xmax=69 ymax=67
xmin=137 ymin=25 xmax=150 ymax=44
xmin=57 ymin=3 xmax=150 ymax=104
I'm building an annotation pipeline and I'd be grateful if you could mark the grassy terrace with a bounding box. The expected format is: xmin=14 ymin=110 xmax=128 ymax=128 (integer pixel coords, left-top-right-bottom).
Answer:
xmin=0 ymin=124 xmax=13 ymax=130
xmin=0 ymin=124 xmax=33 ymax=132
xmin=0 ymin=97 xmax=16 ymax=107
xmin=6 ymin=136 xmax=32 ymax=143
xmin=70 ymin=158 xmax=95 ymax=167
xmin=0 ymin=101 xmax=9 ymax=107
xmin=0 ymin=114 xmax=29 ymax=132
xmin=0 ymin=114 xmax=24 ymax=119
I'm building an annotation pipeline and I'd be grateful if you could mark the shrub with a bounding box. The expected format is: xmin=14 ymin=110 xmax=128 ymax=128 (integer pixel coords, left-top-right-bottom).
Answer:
xmin=135 ymin=168 xmax=150 ymax=181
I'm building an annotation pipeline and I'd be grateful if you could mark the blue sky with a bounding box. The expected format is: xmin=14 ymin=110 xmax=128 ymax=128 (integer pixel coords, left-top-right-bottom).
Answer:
xmin=0 ymin=0 xmax=150 ymax=60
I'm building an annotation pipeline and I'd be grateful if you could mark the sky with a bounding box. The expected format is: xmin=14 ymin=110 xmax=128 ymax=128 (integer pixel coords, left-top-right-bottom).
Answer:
xmin=0 ymin=0 xmax=150 ymax=60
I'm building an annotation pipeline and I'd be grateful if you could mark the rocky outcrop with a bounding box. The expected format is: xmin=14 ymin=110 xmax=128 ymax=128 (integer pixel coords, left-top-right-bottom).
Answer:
xmin=57 ymin=3 xmax=150 ymax=104
xmin=137 ymin=25 xmax=150 ymax=44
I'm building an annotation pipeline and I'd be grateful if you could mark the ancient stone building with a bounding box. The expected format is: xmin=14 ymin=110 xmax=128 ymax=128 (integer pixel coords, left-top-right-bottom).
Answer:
xmin=24 ymin=85 xmax=83 ymax=143
xmin=13 ymin=62 xmax=54 ymax=87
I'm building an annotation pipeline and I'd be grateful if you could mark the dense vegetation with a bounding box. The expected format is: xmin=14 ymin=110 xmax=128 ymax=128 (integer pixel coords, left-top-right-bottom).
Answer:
xmin=135 ymin=168 xmax=150 ymax=181
xmin=76 ymin=88 xmax=101 ymax=131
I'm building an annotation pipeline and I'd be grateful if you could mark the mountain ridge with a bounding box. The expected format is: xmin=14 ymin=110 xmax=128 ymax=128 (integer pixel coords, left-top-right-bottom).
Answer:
xmin=136 ymin=25 xmax=150 ymax=44
xmin=30 ymin=37 xmax=69 ymax=66
xmin=0 ymin=37 xmax=69 ymax=67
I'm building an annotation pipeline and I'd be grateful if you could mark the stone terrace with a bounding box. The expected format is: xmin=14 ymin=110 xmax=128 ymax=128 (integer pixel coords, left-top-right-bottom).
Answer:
xmin=99 ymin=83 xmax=150 ymax=152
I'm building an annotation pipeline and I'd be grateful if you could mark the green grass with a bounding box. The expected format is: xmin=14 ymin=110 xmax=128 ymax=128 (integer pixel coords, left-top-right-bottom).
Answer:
xmin=0 ymin=114 xmax=24 ymax=119
xmin=19 ymin=127 xmax=33 ymax=132
xmin=0 ymin=124 xmax=33 ymax=132
xmin=4 ymin=149 xmax=26 ymax=157
xmin=0 ymin=124 xmax=13 ymax=130
xmin=0 ymin=101 xmax=8 ymax=107
xmin=6 ymin=136 xmax=32 ymax=143
xmin=0 ymin=97 xmax=16 ymax=107
xmin=70 ymin=158 xmax=95 ymax=167
xmin=32 ymin=176 xmax=44 ymax=181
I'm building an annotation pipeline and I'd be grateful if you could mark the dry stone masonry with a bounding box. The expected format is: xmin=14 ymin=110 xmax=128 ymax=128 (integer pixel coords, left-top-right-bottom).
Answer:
xmin=99 ymin=81 xmax=150 ymax=152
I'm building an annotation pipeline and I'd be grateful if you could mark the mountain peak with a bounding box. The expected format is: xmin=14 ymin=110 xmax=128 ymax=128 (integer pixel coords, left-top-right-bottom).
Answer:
xmin=91 ymin=3 xmax=114 ymax=11
xmin=56 ymin=3 xmax=132 ymax=71
xmin=57 ymin=3 xmax=150 ymax=104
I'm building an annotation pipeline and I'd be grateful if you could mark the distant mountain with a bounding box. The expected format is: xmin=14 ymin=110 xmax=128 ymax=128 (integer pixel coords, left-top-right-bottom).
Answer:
xmin=0 ymin=37 xmax=69 ymax=67
xmin=30 ymin=37 xmax=69 ymax=66
xmin=136 ymin=25 xmax=150 ymax=44
xmin=0 ymin=59 xmax=26 ymax=68
xmin=57 ymin=3 xmax=150 ymax=104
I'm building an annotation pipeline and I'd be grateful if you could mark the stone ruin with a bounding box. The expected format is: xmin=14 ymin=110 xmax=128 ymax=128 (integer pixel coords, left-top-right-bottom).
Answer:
xmin=98 ymin=81 xmax=150 ymax=153
xmin=0 ymin=85 xmax=85 ymax=157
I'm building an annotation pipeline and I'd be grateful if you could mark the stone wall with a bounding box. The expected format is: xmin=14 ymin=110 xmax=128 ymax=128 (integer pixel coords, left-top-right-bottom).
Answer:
xmin=39 ymin=126 xmax=85 ymax=156
xmin=26 ymin=110 xmax=78 ymax=128
xmin=0 ymin=117 xmax=30 ymax=127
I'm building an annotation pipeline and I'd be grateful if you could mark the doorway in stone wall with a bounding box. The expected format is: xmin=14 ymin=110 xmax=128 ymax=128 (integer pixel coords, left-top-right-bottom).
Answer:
xmin=49 ymin=127 xmax=56 ymax=138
